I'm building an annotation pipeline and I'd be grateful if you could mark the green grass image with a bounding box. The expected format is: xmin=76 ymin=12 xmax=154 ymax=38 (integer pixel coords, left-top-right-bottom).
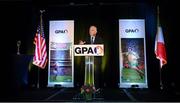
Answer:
xmin=122 ymin=68 xmax=145 ymax=83
xmin=50 ymin=75 xmax=72 ymax=82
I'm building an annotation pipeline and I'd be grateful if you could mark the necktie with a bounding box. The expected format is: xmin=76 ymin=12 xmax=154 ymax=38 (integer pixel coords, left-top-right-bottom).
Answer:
xmin=91 ymin=37 xmax=94 ymax=44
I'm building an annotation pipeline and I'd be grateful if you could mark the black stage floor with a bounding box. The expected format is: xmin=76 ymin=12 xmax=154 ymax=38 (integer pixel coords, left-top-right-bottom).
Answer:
xmin=1 ymin=87 xmax=180 ymax=102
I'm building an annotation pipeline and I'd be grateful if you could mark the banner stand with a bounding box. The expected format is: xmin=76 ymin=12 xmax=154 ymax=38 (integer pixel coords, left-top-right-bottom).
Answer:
xmin=119 ymin=19 xmax=148 ymax=88
xmin=48 ymin=20 xmax=74 ymax=87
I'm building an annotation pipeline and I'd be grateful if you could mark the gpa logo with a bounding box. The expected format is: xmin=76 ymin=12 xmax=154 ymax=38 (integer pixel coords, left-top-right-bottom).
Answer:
xmin=94 ymin=46 xmax=103 ymax=55
xmin=55 ymin=29 xmax=68 ymax=34
xmin=125 ymin=29 xmax=139 ymax=33
xmin=74 ymin=45 xmax=104 ymax=56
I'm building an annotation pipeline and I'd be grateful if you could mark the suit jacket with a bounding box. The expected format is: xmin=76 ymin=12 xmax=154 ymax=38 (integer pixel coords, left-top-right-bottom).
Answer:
xmin=85 ymin=35 xmax=103 ymax=44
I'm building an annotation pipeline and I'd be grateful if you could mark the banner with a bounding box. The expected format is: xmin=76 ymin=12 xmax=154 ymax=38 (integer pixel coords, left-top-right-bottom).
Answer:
xmin=119 ymin=19 xmax=148 ymax=88
xmin=48 ymin=20 xmax=74 ymax=87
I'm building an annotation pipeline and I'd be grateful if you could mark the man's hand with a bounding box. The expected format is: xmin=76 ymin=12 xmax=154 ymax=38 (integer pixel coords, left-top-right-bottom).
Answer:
xmin=79 ymin=40 xmax=86 ymax=44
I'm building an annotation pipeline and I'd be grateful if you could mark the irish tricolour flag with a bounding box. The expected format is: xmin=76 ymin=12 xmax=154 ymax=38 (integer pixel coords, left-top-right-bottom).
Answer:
xmin=155 ymin=26 xmax=167 ymax=68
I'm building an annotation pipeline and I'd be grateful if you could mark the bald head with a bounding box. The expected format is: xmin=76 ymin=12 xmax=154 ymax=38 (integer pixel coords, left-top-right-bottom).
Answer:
xmin=89 ymin=26 xmax=97 ymax=36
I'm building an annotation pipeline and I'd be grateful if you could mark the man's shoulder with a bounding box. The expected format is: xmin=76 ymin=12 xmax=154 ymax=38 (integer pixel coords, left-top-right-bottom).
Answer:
xmin=96 ymin=35 xmax=103 ymax=40
xmin=96 ymin=35 xmax=102 ymax=38
xmin=96 ymin=35 xmax=103 ymax=44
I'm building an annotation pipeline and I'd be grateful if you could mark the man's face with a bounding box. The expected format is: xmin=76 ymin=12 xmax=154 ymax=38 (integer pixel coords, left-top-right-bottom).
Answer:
xmin=89 ymin=26 xmax=97 ymax=36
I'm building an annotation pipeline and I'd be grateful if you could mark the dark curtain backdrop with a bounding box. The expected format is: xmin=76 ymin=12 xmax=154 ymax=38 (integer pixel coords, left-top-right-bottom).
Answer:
xmin=1 ymin=1 xmax=179 ymax=95
xmin=39 ymin=3 xmax=157 ymax=89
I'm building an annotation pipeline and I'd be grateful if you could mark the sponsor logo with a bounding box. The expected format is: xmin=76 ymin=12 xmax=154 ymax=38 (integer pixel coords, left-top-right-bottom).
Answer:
xmin=125 ymin=29 xmax=139 ymax=33
xmin=55 ymin=29 xmax=68 ymax=34
xmin=74 ymin=45 xmax=104 ymax=56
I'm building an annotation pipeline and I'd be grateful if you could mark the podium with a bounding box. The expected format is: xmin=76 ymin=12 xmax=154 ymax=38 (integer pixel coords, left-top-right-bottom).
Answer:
xmin=74 ymin=44 xmax=104 ymax=101
xmin=74 ymin=44 xmax=104 ymax=87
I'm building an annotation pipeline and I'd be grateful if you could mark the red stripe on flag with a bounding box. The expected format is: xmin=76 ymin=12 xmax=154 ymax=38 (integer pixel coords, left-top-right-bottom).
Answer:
xmin=33 ymin=27 xmax=48 ymax=69
xmin=155 ymin=42 xmax=167 ymax=66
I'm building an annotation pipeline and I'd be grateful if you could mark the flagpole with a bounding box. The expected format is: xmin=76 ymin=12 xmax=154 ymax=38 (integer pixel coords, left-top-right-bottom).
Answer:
xmin=37 ymin=10 xmax=45 ymax=89
xmin=37 ymin=67 xmax=40 ymax=88
xmin=159 ymin=60 xmax=163 ymax=90
xmin=157 ymin=6 xmax=163 ymax=90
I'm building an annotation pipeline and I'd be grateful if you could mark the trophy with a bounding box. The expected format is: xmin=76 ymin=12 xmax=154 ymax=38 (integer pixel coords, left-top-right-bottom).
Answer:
xmin=17 ymin=40 xmax=21 ymax=55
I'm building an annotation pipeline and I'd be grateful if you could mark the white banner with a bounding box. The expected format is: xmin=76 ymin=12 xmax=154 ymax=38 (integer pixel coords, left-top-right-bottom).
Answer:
xmin=74 ymin=44 xmax=104 ymax=56
xmin=48 ymin=20 xmax=74 ymax=87
xmin=119 ymin=19 xmax=148 ymax=88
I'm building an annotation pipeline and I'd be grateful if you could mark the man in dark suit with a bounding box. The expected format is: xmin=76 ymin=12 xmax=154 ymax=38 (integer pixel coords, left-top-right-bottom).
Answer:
xmin=79 ymin=25 xmax=103 ymax=89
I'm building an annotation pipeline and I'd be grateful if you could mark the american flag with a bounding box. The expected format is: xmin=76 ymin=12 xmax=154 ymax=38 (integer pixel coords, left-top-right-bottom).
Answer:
xmin=33 ymin=17 xmax=47 ymax=69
